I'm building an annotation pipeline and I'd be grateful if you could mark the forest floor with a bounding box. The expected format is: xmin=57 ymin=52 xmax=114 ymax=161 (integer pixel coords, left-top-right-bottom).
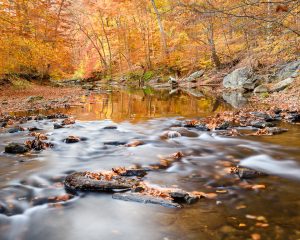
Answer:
xmin=249 ymin=77 xmax=300 ymax=112
xmin=0 ymin=83 xmax=83 ymax=114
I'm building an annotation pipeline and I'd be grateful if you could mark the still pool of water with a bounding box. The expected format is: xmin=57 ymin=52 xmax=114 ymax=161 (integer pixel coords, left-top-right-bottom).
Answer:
xmin=0 ymin=89 xmax=299 ymax=240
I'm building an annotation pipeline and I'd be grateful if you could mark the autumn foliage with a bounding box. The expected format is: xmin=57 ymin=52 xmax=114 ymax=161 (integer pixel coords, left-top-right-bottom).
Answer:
xmin=0 ymin=0 xmax=299 ymax=79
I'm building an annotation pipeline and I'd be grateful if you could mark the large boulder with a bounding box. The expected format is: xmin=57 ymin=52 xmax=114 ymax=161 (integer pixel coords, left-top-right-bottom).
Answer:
xmin=270 ymin=77 xmax=295 ymax=92
xmin=277 ymin=60 xmax=300 ymax=81
xmin=223 ymin=67 xmax=258 ymax=90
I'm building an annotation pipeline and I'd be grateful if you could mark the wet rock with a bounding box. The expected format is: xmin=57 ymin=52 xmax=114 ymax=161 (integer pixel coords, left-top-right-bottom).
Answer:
xmin=250 ymin=121 xmax=275 ymax=128
xmin=161 ymin=131 xmax=181 ymax=139
xmin=21 ymin=176 xmax=50 ymax=188
xmin=223 ymin=67 xmax=258 ymax=90
xmin=47 ymin=114 xmax=68 ymax=119
xmin=54 ymin=123 xmax=64 ymax=129
xmin=35 ymin=115 xmax=46 ymax=121
xmin=28 ymin=127 xmax=42 ymax=132
xmin=265 ymin=127 xmax=288 ymax=135
xmin=104 ymin=141 xmax=127 ymax=146
xmin=112 ymin=192 xmax=182 ymax=208
xmin=64 ymin=172 xmax=139 ymax=192
xmin=103 ymin=126 xmax=117 ymax=130
xmin=0 ymin=121 xmax=7 ymax=128
xmin=215 ymin=121 xmax=231 ymax=130
xmin=250 ymin=112 xmax=274 ymax=122
xmin=195 ymin=124 xmax=210 ymax=131
xmin=8 ymin=127 xmax=23 ymax=133
xmin=32 ymin=194 xmax=74 ymax=206
xmin=62 ymin=118 xmax=75 ymax=125
xmin=285 ymin=112 xmax=300 ymax=123
xmin=169 ymin=127 xmax=199 ymax=137
xmin=5 ymin=143 xmax=30 ymax=154
xmin=230 ymin=167 xmax=266 ymax=179
xmin=65 ymin=136 xmax=80 ymax=144
xmin=112 ymin=168 xmax=147 ymax=178
xmin=125 ymin=140 xmax=145 ymax=147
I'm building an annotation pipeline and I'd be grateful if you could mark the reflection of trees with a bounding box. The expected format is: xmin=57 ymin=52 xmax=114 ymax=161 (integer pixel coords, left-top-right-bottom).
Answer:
xmin=78 ymin=90 xmax=230 ymax=122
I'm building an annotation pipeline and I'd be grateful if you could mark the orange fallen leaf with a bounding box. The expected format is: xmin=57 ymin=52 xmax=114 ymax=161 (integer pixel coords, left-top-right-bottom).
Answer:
xmin=251 ymin=233 xmax=261 ymax=240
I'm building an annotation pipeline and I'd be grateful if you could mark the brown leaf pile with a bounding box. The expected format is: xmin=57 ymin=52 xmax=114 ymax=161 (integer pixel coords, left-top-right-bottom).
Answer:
xmin=62 ymin=118 xmax=75 ymax=125
xmin=25 ymin=133 xmax=53 ymax=150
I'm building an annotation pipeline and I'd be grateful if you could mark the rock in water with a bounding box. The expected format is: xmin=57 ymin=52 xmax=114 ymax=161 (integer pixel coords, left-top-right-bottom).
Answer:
xmin=64 ymin=172 xmax=139 ymax=192
xmin=5 ymin=143 xmax=30 ymax=154
xmin=112 ymin=192 xmax=182 ymax=208
xmin=250 ymin=121 xmax=275 ymax=128
xmin=230 ymin=167 xmax=266 ymax=179
xmin=223 ymin=67 xmax=257 ymax=90
xmin=65 ymin=136 xmax=80 ymax=144
xmin=54 ymin=123 xmax=63 ymax=129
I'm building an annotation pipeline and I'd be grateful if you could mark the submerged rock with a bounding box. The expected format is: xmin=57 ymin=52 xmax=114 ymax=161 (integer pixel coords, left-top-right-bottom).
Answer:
xmin=285 ymin=112 xmax=300 ymax=123
xmin=230 ymin=167 xmax=266 ymax=179
xmin=103 ymin=126 xmax=118 ymax=130
xmin=195 ymin=124 xmax=210 ymax=131
xmin=250 ymin=121 xmax=276 ymax=128
xmin=64 ymin=172 xmax=139 ymax=192
xmin=112 ymin=192 xmax=182 ymax=208
xmin=5 ymin=143 xmax=30 ymax=154
xmin=54 ymin=123 xmax=64 ymax=129
xmin=170 ymin=127 xmax=199 ymax=137
xmin=161 ymin=131 xmax=182 ymax=139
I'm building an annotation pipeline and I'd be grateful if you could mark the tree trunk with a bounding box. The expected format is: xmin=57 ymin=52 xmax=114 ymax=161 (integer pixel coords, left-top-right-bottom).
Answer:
xmin=207 ymin=21 xmax=221 ymax=69
xmin=150 ymin=0 xmax=168 ymax=55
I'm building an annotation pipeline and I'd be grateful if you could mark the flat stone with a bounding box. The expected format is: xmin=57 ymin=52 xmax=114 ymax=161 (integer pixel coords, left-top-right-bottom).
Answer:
xmin=112 ymin=192 xmax=182 ymax=208
xmin=250 ymin=121 xmax=275 ymax=128
xmin=103 ymin=126 xmax=117 ymax=130
xmin=64 ymin=172 xmax=139 ymax=192
xmin=231 ymin=167 xmax=266 ymax=179
xmin=271 ymin=77 xmax=295 ymax=92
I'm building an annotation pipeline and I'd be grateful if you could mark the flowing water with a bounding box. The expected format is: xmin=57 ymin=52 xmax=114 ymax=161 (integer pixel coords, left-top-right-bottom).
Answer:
xmin=0 ymin=89 xmax=299 ymax=240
